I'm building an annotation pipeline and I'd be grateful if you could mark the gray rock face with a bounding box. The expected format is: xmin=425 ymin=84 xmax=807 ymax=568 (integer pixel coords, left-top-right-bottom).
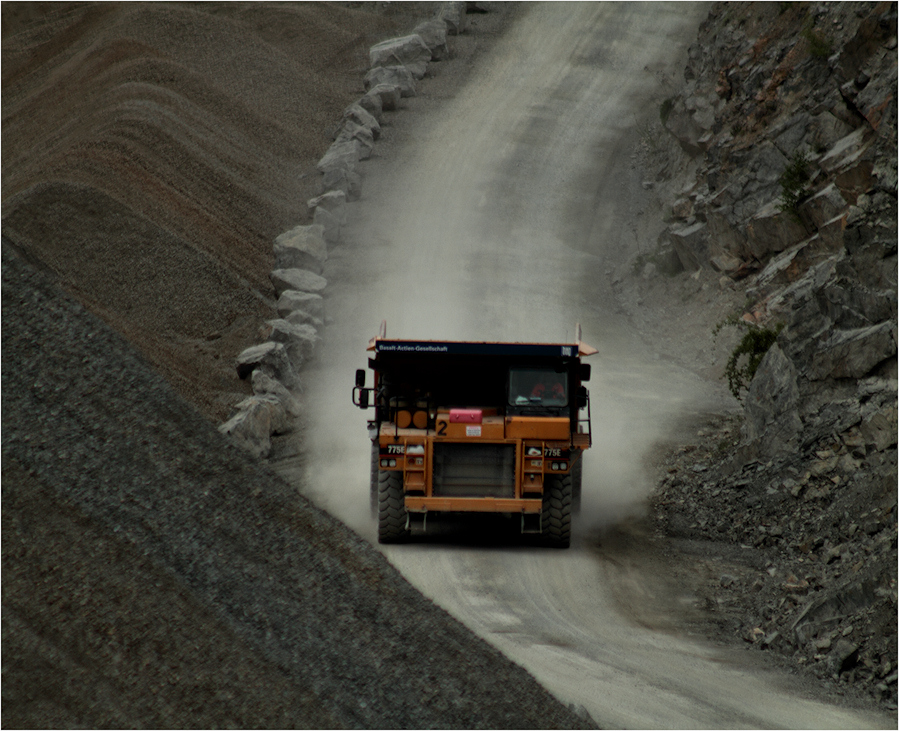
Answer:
xmin=273 ymin=225 xmax=327 ymax=274
xmin=342 ymin=103 xmax=381 ymax=140
xmin=316 ymin=138 xmax=364 ymax=174
xmin=235 ymin=341 xmax=298 ymax=389
xmin=369 ymin=34 xmax=431 ymax=79
xmin=307 ymin=190 xmax=347 ymax=225
xmin=284 ymin=309 xmax=324 ymax=329
xmin=808 ymin=322 xmax=897 ymax=381
xmin=321 ymin=166 xmax=362 ymax=201
xmin=745 ymin=200 xmax=810 ymax=260
xmin=365 ymin=83 xmax=402 ymax=111
xmin=436 ymin=1 xmax=468 ymax=36
xmin=669 ymin=221 xmax=707 ymax=271
xmin=799 ymin=183 xmax=850 ymax=230
xmin=650 ymin=3 xmax=897 ymax=707
xmin=265 ymin=318 xmax=318 ymax=367
xmin=251 ymin=370 xmax=301 ymax=417
xmin=358 ymin=89 xmax=384 ymax=120
xmin=219 ymin=395 xmax=290 ymax=459
xmin=334 ymin=121 xmax=374 ymax=160
xmin=364 ymin=67 xmax=416 ymax=98
xmin=312 ymin=205 xmax=341 ymax=244
xmin=414 ymin=19 xmax=450 ymax=60
xmin=308 ymin=190 xmax=347 ymax=244
xmin=277 ymin=290 xmax=324 ymax=319
xmin=744 ymin=344 xmax=803 ymax=456
xmin=269 ymin=268 xmax=327 ymax=297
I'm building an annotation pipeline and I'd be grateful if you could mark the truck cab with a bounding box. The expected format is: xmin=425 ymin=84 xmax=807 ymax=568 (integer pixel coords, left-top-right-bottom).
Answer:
xmin=353 ymin=323 xmax=595 ymax=547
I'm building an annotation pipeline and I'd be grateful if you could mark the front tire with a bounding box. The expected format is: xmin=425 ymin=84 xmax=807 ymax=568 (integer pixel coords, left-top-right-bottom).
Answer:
xmin=571 ymin=458 xmax=583 ymax=514
xmin=370 ymin=441 xmax=379 ymax=517
xmin=542 ymin=474 xmax=572 ymax=548
xmin=378 ymin=470 xmax=410 ymax=543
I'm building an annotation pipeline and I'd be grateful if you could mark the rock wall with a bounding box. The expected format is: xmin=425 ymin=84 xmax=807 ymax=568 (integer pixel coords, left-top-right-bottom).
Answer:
xmin=650 ymin=1 xmax=897 ymax=708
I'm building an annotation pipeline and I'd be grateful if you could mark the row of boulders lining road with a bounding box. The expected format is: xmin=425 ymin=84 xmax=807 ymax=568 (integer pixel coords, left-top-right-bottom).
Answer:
xmin=3 ymin=3 xmax=594 ymax=727
xmin=632 ymin=1 xmax=896 ymax=710
xmin=219 ymin=1 xmax=472 ymax=459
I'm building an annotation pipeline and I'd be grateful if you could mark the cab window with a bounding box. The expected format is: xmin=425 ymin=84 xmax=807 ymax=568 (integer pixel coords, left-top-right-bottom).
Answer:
xmin=509 ymin=367 xmax=567 ymax=407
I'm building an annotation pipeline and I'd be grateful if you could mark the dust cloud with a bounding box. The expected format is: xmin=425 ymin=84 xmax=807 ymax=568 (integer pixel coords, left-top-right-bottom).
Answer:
xmin=298 ymin=3 xmax=714 ymax=543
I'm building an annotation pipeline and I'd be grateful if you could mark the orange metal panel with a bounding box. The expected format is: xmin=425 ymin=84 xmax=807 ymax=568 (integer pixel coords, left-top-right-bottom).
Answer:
xmin=404 ymin=472 xmax=426 ymax=491
xmin=505 ymin=416 xmax=570 ymax=440
xmin=435 ymin=418 xmax=504 ymax=440
xmin=405 ymin=496 xmax=542 ymax=513
xmin=521 ymin=471 xmax=543 ymax=491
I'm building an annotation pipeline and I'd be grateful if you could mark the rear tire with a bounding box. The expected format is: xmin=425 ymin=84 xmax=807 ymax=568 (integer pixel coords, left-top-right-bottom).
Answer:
xmin=542 ymin=474 xmax=572 ymax=548
xmin=378 ymin=470 xmax=410 ymax=543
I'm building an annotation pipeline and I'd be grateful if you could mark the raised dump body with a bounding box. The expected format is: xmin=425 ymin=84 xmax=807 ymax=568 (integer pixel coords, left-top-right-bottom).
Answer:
xmin=352 ymin=324 xmax=595 ymax=547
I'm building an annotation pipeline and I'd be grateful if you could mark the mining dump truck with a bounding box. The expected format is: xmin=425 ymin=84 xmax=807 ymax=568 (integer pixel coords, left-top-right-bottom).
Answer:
xmin=352 ymin=322 xmax=595 ymax=548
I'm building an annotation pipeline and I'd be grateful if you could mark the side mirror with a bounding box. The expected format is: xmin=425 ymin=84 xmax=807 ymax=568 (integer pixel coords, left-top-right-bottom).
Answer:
xmin=359 ymin=389 xmax=370 ymax=409
xmin=579 ymin=363 xmax=591 ymax=382
xmin=355 ymin=369 xmax=366 ymax=388
xmin=577 ymin=386 xmax=589 ymax=408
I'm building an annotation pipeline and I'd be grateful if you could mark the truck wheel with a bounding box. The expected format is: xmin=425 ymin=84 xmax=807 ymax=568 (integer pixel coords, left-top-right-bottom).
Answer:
xmin=370 ymin=441 xmax=379 ymax=517
xmin=571 ymin=459 xmax=583 ymax=515
xmin=542 ymin=474 xmax=572 ymax=548
xmin=378 ymin=470 xmax=410 ymax=543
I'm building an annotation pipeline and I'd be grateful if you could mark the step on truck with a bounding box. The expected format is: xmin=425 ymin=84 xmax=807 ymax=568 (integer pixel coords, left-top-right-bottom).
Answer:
xmin=352 ymin=322 xmax=595 ymax=548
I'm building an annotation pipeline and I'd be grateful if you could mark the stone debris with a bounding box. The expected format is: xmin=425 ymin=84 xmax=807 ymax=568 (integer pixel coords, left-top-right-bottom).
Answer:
xmin=269 ymin=268 xmax=327 ymax=296
xmin=276 ymin=290 xmax=324 ymax=319
xmin=264 ymin=318 xmax=318 ymax=368
xmin=218 ymin=395 xmax=290 ymax=459
xmin=369 ymin=34 xmax=431 ymax=79
xmin=273 ymin=224 xmax=327 ymax=274
xmin=234 ymin=342 xmax=298 ymax=389
xmin=364 ymin=66 xmax=417 ymax=98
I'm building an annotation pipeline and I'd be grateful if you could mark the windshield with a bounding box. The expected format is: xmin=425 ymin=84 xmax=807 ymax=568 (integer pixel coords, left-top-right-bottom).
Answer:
xmin=509 ymin=367 xmax=568 ymax=407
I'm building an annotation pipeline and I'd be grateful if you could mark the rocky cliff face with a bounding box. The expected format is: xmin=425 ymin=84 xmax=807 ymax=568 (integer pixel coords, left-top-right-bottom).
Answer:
xmin=646 ymin=1 xmax=897 ymax=708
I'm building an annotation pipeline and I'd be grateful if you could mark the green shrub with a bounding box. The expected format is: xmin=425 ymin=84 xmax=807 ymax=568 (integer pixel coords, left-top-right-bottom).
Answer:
xmin=777 ymin=149 xmax=811 ymax=217
xmin=714 ymin=316 xmax=785 ymax=401
xmin=801 ymin=21 xmax=832 ymax=58
xmin=659 ymin=98 xmax=674 ymax=125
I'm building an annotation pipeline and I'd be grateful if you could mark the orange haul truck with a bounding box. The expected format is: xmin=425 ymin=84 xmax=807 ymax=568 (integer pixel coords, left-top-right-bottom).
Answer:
xmin=352 ymin=322 xmax=596 ymax=548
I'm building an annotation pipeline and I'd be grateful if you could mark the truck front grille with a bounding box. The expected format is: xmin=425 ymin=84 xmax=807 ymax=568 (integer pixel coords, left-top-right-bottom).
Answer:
xmin=432 ymin=443 xmax=515 ymax=498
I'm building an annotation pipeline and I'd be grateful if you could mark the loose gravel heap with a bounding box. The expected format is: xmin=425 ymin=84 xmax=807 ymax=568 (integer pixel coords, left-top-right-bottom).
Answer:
xmin=651 ymin=410 xmax=897 ymax=709
xmin=2 ymin=244 xmax=587 ymax=728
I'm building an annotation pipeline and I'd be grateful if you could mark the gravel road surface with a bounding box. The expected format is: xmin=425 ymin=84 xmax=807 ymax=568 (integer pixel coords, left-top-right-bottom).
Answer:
xmin=286 ymin=4 xmax=894 ymax=728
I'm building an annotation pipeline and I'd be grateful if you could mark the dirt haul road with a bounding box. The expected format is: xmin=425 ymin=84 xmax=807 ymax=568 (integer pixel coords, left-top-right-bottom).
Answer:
xmin=282 ymin=4 xmax=889 ymax=728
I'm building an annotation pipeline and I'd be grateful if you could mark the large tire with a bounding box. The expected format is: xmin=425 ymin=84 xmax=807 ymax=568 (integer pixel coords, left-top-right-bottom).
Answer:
xmin=370 ymin=440 xmax=379 ymax=518
xmin=571 ymin=458 xmax=583 ymax=515
xmin=378 ymin=470 xmax=410 ymax=543
xmin=542 ymin=474 xmax=572 ymax=548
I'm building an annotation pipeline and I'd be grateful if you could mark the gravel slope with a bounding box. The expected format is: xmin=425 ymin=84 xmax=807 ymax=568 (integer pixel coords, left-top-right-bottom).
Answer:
xmin=2 ymin=2 xmax=436 ymax=421
xmin=2 ymin=242 xmax=586 ymax=728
